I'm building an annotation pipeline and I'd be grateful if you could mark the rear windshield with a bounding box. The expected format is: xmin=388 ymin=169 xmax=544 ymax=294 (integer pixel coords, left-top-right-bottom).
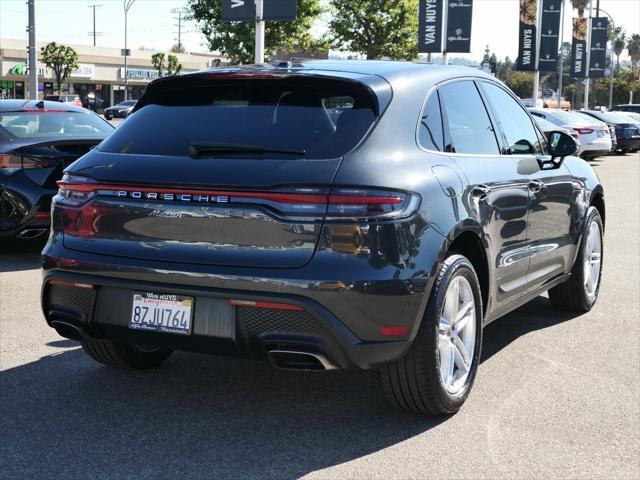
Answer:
xmin=548 ymin=110 xmax=594 ymax=124
xmin=98 ymin=78 xmax=377 ymax=159
xmin=0 ymin=111 xmax=113 ymax=138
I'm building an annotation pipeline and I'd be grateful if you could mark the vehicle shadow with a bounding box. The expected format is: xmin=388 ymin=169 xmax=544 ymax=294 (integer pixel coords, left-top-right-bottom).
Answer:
xmin=1 ymin=295 xmax=582 ymax=479
xmin=0 ymin=239 xmax=44 ymax=273
xmin=481 ymin=295 xmax=582 ymax=363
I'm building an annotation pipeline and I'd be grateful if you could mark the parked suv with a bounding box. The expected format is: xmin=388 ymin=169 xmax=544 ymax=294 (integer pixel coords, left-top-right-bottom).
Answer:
xmin=41 ymin=62 xmax=605 ymax=415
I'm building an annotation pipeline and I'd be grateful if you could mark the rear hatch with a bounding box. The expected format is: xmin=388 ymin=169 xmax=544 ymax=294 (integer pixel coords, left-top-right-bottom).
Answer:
xmin=61 ymin=73 xmax=382 ymax=268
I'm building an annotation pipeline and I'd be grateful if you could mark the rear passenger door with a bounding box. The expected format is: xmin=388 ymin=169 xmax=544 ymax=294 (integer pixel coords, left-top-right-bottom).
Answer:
xmin=436 ymin=80 xmax=531 ymax=310
xmin=479 ymin=81 xmax=576 ymax=293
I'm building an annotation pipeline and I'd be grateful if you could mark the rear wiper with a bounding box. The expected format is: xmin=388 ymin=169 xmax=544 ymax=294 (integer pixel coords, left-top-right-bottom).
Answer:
xmin=188 ymin=142 xmax=306 ymax=158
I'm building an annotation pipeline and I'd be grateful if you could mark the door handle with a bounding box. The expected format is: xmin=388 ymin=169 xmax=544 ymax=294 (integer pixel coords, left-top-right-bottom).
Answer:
xmin=528 ymin=180 xmax=545 ymax=193
xmin=471 ymin=185 xmax=491 ymax=199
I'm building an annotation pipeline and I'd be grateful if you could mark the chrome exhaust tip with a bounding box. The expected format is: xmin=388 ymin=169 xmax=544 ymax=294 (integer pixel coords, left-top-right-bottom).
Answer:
xmin=16 ymin=228 xmax=48 ymax=239
xmin=267 ymin=349 xmax=337 ymax=371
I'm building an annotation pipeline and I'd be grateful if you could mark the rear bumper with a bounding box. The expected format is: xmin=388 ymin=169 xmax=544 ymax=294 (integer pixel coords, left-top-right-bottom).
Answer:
xmin=616 ymin=137 xmax=640 ymax=151
xmin=0 ymin=173 xmax=54 ymax=239
xmin=41 ymin=220 xmax=444 ymax=369
xmin=41 ymin=270 xmax=417 ymax=369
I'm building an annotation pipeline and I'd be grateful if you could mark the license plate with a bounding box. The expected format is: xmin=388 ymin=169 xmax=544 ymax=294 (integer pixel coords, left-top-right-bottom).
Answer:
xmin=597 ymin=130 xmax=605 ymax=138
xmin=129 ymin=292 xmax=193 ymax=335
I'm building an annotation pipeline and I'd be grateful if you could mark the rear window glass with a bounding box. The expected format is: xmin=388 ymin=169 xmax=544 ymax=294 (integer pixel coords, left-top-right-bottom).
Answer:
xmin=0 ymin=111 xmax=113 ymax=138
xmin=99 ymin=79 xmax=377 ymax=159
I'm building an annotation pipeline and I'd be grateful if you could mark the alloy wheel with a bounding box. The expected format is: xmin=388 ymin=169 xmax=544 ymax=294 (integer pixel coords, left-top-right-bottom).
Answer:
xmin=583 ymin=220 xmax=602 ymax=300
xmin=437 ymin=275 xmax=476 ymax=396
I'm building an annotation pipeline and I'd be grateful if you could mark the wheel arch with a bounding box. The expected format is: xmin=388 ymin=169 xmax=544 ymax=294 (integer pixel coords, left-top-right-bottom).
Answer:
xmin=590 ymin=186 xmax=605 ymax=229
xmin=435 ymin=220 xmax=491 ymax=316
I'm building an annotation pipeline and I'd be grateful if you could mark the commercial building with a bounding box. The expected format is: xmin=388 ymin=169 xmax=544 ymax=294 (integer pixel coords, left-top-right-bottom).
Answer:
xmin=0 ymin=38 xmax=225 ymax=109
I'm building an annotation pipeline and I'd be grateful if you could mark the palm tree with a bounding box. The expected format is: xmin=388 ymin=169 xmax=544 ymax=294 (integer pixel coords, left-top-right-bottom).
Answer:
xmin=611 ymin=27 xmax=627 ymax=71
xmin=628 ymin=34 xmax=640 ymax=70
xmin=570 ymin=0 xmax=589 ymax=17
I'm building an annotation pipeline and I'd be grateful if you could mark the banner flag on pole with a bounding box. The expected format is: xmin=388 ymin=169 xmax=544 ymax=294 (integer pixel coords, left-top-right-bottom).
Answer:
xmin=517 ymin=0 xmax=538 ymax=70
xmin=445 ymin=0 xmax=473 ymax=53
xmin=570 ymin=17 xmax=588 ymax=78
xmin=538 ymin=0 xmax=562 ymax=72
xmin=588 ymin=17 xmax=608 ymax=78
xmin=418 ymin=0 xmax=444 ymax=53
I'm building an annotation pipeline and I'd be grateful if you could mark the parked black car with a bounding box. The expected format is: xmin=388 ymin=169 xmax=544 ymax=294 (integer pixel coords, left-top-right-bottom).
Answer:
xmin=0 ymin=100 xmax=113 ymax=240
xmin=104 ymin=100 xmax=137 ymax=120
xmin=613 ymin=104 xmax=640 ymax=114
xmin=579 ymin=110 xmax=640 ymax=153
xmin=41 ymin=62 xmax=605 ymax=415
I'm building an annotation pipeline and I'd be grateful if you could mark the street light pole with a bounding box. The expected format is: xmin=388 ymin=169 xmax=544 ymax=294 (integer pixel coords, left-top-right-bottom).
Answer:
xmin=27 ymin=0 xmax=37 ymax=100
xmin=556 ymin=1 xmax=566 ymax=110
xmin=123 ymin=0 xmax=136 ymax=101
xmin=596 ymin=8 xmax=616 ymax=109
xmin=255 ymin=0 xmax=265 ymax=63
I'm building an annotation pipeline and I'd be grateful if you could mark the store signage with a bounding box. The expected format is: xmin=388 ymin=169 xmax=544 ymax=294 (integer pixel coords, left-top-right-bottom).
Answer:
xmin=6 ymin=62 xmax=95 ymax=79
xmin=119 ymin=67 xmax=160 ymax=80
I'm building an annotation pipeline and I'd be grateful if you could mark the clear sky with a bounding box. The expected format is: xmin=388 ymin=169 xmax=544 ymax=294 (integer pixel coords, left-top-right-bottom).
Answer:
xmin=1 ymin=0 xmax=638 ymax=62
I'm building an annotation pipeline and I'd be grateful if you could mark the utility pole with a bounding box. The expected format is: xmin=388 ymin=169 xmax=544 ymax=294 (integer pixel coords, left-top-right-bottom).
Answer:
xmin=255 ymin=0 xmax=265 ymax=63
xmin=532 ymin=0 xmax=543 ymax=106
xmin=88 ymin=5 xmax=103 ymax=47
xmin=172 ymin=7 xmax=188 ymax=52
xmin=27 ymin=0 xmax=37 ymax=100
xmin=123 ymin=0 xmax=136 ymax=101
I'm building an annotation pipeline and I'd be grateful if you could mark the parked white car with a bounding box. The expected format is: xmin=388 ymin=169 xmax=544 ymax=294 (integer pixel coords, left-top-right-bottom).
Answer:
xmin=529 ymin=108 xmax=612 ymax=160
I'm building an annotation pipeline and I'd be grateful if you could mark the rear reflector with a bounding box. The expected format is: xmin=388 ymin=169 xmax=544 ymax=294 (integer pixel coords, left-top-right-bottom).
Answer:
xmin=49 ymin=279 xmax=94 ymax=289
xmin=229 ymin=299 xmax=304 ymax=311
xmin=34 ymin=212 xmax=50 ymax=219
xmin=379 ymin=326 xmax=409 ymax=336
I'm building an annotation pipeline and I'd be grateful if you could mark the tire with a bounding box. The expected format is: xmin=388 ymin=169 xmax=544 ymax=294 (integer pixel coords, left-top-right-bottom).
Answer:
xmin=82 ymin=339 xmax=172 ymax=369
xmin=380 ymin=254 xmax=483 ymax=416
xmin=549 ymin=206 xmax=603 ymax=312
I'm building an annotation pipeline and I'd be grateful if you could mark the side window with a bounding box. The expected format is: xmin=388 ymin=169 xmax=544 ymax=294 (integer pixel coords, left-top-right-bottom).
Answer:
xmin=481 ymin=82 xmax=543 ymax=155
xmin=438 ymin=81 xmax=499 ymax=155
xmin=418 ymin=91 xmax=444 ymax=151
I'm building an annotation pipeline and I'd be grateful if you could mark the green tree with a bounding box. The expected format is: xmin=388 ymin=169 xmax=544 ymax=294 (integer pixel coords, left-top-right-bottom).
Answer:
xmin=628 ymin=34 xmax=640 ymax=70
xmin=40 ymin=42 xmax=79 ymax=93
xmin=167 ymin=54 xmax=183 ymax=76
xmin=151 ymin=52 xmax=166 ymax=77
xmin=188 ymin=0 xmax=324 ymax=65
xmin=328 ymin=0 xmax=418 ymax=60
xmin=151 ymin=52 xmax=183 ymax=77
xmin=504 ymin=70 xmax=535 ymax=98
xmin=611 ymin=27 xmax=626 ymax=71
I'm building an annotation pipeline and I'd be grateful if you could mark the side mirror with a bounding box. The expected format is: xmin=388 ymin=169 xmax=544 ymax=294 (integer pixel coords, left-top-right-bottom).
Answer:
xmin=548 ymin=131 xmax=577 ymax=161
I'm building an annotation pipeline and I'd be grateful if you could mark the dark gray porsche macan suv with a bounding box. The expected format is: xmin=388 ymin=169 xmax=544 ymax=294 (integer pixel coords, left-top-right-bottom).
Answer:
xmin=41 ymin=61 xmax=605 ymax=415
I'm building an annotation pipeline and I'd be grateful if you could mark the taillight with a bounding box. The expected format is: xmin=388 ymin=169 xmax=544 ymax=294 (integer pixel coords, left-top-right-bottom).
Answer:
xmin=55 ymin=175 xmax=421 ymax=230
xmin=326 ymin=188 xmax=419 ymax=221
xmin=573 ymin=127 xmax=594 ymax=135
xmin=0 ymin=154 xmax=56 ymax=170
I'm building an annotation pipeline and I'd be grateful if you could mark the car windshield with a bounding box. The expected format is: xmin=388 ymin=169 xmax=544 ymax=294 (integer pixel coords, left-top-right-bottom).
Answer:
xmin=99 ymin=79 xmax=377 ymax=159
xmin=0 ymin=111 xmax=113 ymax=138
xmin=119 ymin=100 xmax=137 ymax=106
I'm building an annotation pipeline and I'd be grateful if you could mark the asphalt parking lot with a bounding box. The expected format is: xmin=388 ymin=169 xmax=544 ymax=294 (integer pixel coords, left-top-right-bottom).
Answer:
xmin=1 ymin=153 xmax=638 ymax=479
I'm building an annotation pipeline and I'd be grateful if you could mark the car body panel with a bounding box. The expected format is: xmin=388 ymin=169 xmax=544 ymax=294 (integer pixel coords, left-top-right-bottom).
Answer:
xmin=40 ymin=61 xmax=604 ymax=370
